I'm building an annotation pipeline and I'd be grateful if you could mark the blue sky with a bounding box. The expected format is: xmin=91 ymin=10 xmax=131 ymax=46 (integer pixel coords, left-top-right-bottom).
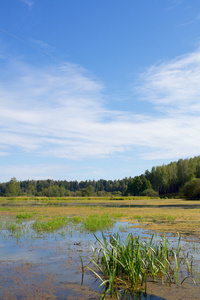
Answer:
xmin=1 ymin=0 xmax=200 ymax=182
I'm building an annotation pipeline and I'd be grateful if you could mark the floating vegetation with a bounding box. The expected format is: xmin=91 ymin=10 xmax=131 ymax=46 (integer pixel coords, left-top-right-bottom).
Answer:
xmin=86 ymin=233 xmax=194 ymax=299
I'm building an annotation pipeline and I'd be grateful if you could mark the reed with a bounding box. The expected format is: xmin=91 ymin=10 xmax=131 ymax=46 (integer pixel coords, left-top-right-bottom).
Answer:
xmin=87 ymin=232 xmax=192 ymax=299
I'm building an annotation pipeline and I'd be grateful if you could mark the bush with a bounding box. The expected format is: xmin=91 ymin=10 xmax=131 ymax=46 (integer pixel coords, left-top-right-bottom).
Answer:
xmin=141 ymin=189 xmax=159 ymax=197
xmin=181 ymin=178 xmax=200 ymax=199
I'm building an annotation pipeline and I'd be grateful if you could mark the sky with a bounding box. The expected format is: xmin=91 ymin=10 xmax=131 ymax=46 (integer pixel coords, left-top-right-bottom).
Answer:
xmin=1 ymin=0 xmax=200 ymax=182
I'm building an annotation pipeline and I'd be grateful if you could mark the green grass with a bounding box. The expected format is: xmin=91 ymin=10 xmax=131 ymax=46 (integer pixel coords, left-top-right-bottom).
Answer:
xmin=16 ymin=213 xmax=35 ymax=219
xmin=32 ymin=214 xmax=116 ymax=234
xmin=84 ymin=215 xmax=116 ymax=232
xmin=86 ymin=232 xmax=192 ymax=299
xmin=0 ymin=213 xmax=117 ymax=241
xmin=33 ymin=216 xmax=69 ymax=232
xmin=112 ymin=212 xmax=125 ymax=218
xmin=68 ymin=214 xmax=116 ymax=232
xmin=1 ymin=221 xmax=26 ymax=239
xmin=68 ymin=216 xmax=83 ymax=223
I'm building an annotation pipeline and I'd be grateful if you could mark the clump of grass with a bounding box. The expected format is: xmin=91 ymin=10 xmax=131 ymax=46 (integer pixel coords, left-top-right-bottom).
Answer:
xmin=16 ymin=213 xmax=34 ymax=219
xmin=69 ymin=214 xmax=116 ymax=232
xmin=86 ymin=233 xmax=192 ymax=299
xmin=84 ymin=215 xmax=115 ymax=232
xmin=33 ymin=216 xmax=69 ymax=232
xmin=69 ymin=216 xmax=83 ymax=223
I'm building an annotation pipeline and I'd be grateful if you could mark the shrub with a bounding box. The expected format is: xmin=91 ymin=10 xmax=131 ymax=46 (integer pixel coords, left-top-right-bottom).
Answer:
xmin=181 ymin=178 xmax=200 ymax=199
xmin=141 ymin=189 xmax=159 ymax=197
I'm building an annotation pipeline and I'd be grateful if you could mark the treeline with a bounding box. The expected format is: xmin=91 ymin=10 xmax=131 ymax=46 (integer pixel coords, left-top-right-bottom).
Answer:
xmin=0 ymin=177 xmax=129 ymax=197
xmin=1 ymin=156 xmax=200 ymax=198
xmin=144 ymin=156 xmax=200 ymax=194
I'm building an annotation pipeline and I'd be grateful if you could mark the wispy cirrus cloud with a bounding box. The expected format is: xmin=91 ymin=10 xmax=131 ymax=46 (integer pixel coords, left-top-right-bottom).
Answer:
xmin=1 ymin=49 xmax=200 ymax=168
xmin=134 ymin=49 xmax=200 ymax=159
xmin=136 ymin=49 xmax=200 ymax=115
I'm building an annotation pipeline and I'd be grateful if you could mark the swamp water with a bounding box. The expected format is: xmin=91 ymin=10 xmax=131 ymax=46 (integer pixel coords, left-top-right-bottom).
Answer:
xmin=0 ymin=220 xmax=199 ymax=300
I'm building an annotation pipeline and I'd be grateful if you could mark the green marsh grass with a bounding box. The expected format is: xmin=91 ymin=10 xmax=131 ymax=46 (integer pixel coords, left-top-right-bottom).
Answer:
xmin=84 ymin=214 xmax=116 ymax=232
xmin=87 ymin=232 xmax=192 ymax=299
xmin=33 ymin=216 xmax=69 ymax=232
xmin=0 ymin=213 xmax=117 ymax=242
xmin=68 ymin=214 xmax=116 ymax=232
xmin=32 ymin=214 xmax=116 ymax=234
xmin=69 ymin=216 xmax=83 ymax=223
xmin=1 ymin=221 xmax=27 ymax=240
xmin=16 ymin=213 xmax=35 ymax=219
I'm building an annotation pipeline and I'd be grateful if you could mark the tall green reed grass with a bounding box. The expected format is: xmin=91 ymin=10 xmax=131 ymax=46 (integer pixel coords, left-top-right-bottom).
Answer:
xmin=86 ymin=232 xmax=192 ymax=299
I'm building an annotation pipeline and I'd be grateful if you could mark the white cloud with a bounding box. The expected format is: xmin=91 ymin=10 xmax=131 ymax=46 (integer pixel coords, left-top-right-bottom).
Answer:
xmin=1 ymin=50 xmax=200 ymax=166
xmin=136 ymin=50 xmax=200 ymax=115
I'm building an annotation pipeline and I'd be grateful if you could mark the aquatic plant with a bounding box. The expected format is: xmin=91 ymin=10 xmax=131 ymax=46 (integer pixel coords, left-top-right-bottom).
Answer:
xmin=16 ymin=213 xmax=34 ymax=219
xmin=86 ymin=233 xmax=192 ymax=299
xmin=33 ymin=216 xmax=69 ymax=232
xmin=1 ymin=221 xmax=26 ymax=240
xmin=84 ymin=214 xmax=116 ymax=232
xmin=69 ymin=216 xmax=83 ymax=223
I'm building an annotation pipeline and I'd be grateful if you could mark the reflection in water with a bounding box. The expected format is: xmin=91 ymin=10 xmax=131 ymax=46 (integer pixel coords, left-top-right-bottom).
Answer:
xmin=121 ymin=291 xmax=165 ymax=300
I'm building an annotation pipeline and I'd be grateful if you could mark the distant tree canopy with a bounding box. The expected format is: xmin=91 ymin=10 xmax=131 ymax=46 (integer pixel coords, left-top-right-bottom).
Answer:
xmin=0 ymin=177 xmax=130 ymax=197
xmin=1 ymin=156 xmax=200 ymax=198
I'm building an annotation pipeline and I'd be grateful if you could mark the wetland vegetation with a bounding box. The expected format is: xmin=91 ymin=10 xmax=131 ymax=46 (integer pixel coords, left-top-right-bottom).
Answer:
xmin=0 ymin=196 xmax=200 ymax=299
xmin=1 ymin=196 xmax=200 ymax=236
xmin=87 ymin=232 xmax=194 ymax=299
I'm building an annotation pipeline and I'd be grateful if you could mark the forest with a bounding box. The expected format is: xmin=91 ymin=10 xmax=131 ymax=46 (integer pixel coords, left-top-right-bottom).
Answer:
xmin=1 ymin=156 xmax=200 ymax=199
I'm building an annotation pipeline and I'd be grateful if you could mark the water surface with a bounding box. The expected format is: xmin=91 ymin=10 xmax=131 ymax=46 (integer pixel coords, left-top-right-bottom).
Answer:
xmin=0 ymin=220 xmax=199 ymax=299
